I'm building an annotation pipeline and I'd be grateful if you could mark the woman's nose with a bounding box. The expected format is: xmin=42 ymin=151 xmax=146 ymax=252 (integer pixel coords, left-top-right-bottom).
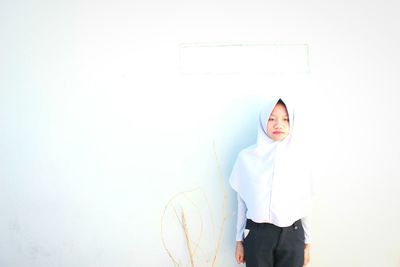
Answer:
xmin=274 ymin=121 xmax=283 ymax=129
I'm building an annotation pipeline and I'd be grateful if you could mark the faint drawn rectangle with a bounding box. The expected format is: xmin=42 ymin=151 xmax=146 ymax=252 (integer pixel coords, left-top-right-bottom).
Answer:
xmin=179 ymin=43 xmax=310 ymax=74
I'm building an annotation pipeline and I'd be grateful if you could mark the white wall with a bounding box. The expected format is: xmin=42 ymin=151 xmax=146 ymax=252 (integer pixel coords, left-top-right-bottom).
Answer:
xmin=1 ymin=0 xmax=400 ymax=266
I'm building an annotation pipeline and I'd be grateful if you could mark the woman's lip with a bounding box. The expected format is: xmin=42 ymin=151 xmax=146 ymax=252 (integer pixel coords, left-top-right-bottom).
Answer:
xmin=273 ymin=131 xmax=285 ymax=134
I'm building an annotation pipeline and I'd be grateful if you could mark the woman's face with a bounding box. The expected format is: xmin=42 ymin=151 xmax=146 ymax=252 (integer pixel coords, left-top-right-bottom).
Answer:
xmin=266 ymin=103 xmax=290 ymax=141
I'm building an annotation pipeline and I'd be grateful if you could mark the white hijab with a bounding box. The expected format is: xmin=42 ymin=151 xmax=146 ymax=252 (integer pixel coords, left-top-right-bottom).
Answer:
xmin=229 ymin=97 xmax=313 ymax=227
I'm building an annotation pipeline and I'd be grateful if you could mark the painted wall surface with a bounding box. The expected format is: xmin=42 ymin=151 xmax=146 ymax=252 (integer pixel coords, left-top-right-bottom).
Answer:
xmin=1 ymin=0 xmax=400 ymax=266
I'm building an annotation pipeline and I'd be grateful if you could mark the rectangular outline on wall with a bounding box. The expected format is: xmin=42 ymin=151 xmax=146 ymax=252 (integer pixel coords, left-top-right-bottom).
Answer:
xmin=179 ymin=42 xmax=310 ymax=74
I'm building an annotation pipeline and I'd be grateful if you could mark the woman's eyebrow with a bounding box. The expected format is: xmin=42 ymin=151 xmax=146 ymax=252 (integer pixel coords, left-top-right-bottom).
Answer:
xmin=270 ymin=113 xmax=288 ymax=117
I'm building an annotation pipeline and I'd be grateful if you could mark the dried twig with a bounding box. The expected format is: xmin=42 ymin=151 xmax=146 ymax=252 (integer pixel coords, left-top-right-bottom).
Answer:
xmin=210 ymin=142 xmax=229 ymax=267
xmin=161 ymin=189 xmax=199 ymax=266
xmin=161 ymin=143 xmax=232 ymax=267
xmin=181 ymin=210 xmax=195 ymax=267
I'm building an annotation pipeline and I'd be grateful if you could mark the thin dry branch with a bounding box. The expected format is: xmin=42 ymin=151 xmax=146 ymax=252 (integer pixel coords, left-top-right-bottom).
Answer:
xmin=161 ymin=189 xmax=200 ymax=266
xmin=161 ymin=143 xmax=232 ymax=267
xmin=210 ymin=142 xmax=229 ymax=267
xmin=181 ymin=210 xmax=195 ymax=267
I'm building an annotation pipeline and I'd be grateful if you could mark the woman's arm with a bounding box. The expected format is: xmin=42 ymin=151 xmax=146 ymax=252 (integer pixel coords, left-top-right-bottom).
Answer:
xmin=301 ymin=216 xmax=311 ymax=244
xmin=236 ymin=194 xmax=247 ymax=241
xmin=235 ymin=194 xmax=247 ymax=264
xmin=301 ymin=216 xmax=312 ymax=266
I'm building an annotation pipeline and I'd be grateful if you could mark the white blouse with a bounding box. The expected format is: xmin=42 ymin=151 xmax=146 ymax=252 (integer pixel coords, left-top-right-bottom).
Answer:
xmin=235 ymin=194 xmax=312 ymax=243
xmin=229 ymin=97 xmax=315 ymax=244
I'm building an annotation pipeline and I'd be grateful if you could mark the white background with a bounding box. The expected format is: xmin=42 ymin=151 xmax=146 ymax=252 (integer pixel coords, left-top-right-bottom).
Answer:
xmin=1 ymin=0 xmax=400 ymax=266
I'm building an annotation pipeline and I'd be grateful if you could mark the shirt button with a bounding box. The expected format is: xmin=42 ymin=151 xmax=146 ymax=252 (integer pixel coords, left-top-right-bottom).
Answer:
xmin=294 ymin=225 xmax=298 ymax=230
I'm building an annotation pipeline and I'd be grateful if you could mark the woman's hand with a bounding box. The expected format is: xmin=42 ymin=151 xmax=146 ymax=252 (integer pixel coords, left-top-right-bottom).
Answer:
xmin=235 ymin=241 xmax=245 ymax=264
xmin=303 ymin=244 xmax=311 ymax=266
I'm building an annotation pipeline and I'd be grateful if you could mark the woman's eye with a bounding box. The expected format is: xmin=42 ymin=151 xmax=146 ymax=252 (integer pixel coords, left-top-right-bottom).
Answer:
xmin=284 ymin=118 xmax=289 ymax=121
xmin=269 ymin=118 xmax=274 ymax=121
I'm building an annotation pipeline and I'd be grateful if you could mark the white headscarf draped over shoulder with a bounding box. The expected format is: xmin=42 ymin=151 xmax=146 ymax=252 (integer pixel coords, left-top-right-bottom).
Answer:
xmin=229 ymin=97 xmax=313 ymax=227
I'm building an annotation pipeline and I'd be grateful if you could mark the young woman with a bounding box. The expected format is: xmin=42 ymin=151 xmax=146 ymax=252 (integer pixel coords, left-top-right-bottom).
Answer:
xmin=229 ymin=97 xmax=314 ymax=267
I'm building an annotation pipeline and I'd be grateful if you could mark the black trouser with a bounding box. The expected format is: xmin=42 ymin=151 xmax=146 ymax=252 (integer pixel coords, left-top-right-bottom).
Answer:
xmin=243 ymin=219 xmax=305 ymax=267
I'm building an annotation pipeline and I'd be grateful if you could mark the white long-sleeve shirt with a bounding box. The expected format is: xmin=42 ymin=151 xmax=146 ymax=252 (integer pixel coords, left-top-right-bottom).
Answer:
xmin=235 ymin=194 xmax=311 ymax=243
xmin=230 ymin=97 xmax=315 ymax=244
